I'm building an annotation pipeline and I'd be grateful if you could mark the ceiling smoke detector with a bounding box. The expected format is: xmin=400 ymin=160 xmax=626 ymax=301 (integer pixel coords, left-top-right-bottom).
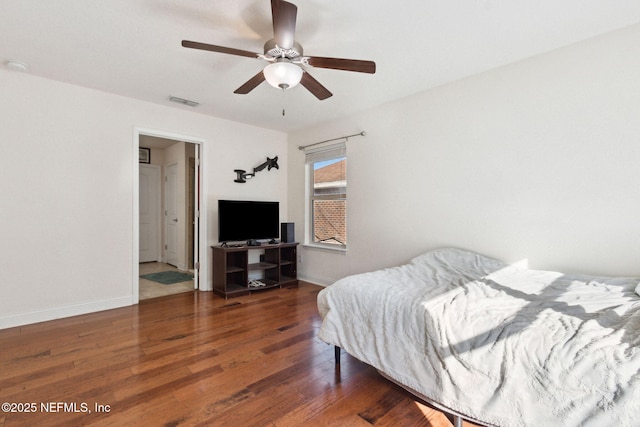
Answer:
xmin=5 ymin=60 xmax=29 ymax=72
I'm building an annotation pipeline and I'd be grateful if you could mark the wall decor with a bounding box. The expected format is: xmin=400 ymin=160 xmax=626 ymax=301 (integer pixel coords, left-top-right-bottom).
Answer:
xmin=139 ymin=147 xmax=150 ymax=164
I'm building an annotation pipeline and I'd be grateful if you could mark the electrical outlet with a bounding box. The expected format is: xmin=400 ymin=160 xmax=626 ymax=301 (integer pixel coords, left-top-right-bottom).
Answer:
xmin=298 ymin=254 xmax=303 ymax=264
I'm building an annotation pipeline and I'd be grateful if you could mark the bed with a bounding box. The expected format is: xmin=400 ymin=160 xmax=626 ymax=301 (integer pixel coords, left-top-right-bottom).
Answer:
xmin=317 ymin=248 xmax=640 ymax=427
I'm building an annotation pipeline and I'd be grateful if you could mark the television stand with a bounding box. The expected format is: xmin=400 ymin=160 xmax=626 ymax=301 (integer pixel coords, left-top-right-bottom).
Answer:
xmin=211 ymin=242 xmax=298 ymax=298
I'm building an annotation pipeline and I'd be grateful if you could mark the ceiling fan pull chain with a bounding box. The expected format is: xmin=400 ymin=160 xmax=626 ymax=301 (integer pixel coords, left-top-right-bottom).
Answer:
xmin=281 ymin=86 xmax=286 ymax=116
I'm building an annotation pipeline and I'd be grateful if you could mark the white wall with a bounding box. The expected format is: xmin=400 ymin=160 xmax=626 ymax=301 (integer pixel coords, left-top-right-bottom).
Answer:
xmin=0 ymin=71 xmax=287 ymax=328
xmin=288 ymin=24 xmax=640 ymax=285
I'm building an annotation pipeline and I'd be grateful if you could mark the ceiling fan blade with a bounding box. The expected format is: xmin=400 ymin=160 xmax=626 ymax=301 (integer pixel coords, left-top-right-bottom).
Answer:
xmin=234 ymin=71 xmax=266 ymax=94
xmin=182 ymin=40 xmax=259 ymax=59
xmin=305 ymin=56 xmax=376 ymax=74
xmin=300 ymin=72 xmax=332 ymax=100
xmin=271 ymin=0 xmax=297 ymax=49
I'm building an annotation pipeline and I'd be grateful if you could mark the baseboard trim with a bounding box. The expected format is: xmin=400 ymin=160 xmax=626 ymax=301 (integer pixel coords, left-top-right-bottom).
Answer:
xmin=298 ymin=274 xmax=331 ymax=287
xmin=0 ymin=296 xmax=133 ymax=330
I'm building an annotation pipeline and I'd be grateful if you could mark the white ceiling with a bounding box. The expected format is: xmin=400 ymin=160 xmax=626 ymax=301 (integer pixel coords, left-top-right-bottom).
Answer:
xmin=2 ymin=1 xmax=640 ymax=133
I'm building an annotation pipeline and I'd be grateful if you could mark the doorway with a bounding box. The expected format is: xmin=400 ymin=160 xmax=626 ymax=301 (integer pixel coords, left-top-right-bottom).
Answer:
xmin=134 ymin=128 xmax=207 ymax=303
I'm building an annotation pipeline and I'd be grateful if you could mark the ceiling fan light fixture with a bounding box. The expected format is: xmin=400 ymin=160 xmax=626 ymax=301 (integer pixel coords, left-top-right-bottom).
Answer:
xmin=263 ymin=60 xmax=302 ymax=90
xmin=181 ymin=0 xmax=375 ymax=100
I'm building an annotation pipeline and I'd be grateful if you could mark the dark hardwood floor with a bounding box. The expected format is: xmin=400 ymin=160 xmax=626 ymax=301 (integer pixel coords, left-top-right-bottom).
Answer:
xmin=0 ymin=282 xmax=477 ymax=426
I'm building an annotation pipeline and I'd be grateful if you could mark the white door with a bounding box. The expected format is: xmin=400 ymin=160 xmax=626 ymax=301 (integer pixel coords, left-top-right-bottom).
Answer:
xmin=139 ymin=164 xmax=161 ymax=262
xmin=165 ymin=162 xmax=179 ymax=267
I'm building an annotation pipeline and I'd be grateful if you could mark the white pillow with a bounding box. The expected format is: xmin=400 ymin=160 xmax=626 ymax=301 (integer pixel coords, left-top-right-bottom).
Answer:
xmin=636 ymin=281 xmax=640 ymax=297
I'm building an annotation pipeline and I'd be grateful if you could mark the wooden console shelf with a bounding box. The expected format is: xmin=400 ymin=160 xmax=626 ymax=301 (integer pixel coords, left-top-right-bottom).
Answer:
xmin=212 ymin=242 xmax=298 ymax=298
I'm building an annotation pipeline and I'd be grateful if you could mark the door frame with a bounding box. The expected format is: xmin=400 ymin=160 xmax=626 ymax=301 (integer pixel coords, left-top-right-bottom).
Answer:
xmin=133 ymin=127 xmax=208 ymax=304
xmin=164 ymin=161 xmax=179 ymax=268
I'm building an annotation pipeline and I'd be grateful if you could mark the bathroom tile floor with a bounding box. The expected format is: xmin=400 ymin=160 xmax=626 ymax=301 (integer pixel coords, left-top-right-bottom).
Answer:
xmin=139 ymin=262 xmax=195 ymax=300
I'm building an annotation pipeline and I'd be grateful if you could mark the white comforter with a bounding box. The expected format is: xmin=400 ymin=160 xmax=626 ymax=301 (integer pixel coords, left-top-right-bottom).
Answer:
xmin=317 ymin=248 xmax=640 ymax=427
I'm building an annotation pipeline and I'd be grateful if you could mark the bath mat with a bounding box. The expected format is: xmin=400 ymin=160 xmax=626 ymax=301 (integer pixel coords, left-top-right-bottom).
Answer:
xmin=140 ymin=271 xmax=193 ymax=285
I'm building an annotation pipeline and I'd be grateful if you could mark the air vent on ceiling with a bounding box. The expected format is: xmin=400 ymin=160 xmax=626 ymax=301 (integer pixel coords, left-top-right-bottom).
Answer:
xmin=169 ymin=96 xmax=199 ymax=107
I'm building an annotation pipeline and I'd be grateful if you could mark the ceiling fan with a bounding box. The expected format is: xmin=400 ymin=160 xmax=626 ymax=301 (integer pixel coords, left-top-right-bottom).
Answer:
xmin=181 ymin=0 xmax=376 ymax=100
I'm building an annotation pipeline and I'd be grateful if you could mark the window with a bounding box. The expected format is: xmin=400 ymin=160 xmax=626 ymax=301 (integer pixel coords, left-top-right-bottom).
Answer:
xmin=306 ymin=142 xmax=347 ymax=249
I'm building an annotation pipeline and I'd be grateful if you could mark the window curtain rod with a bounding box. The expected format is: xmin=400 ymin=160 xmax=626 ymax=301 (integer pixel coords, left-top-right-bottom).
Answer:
xmin=297 ymin=131 xmax=366 ymax=151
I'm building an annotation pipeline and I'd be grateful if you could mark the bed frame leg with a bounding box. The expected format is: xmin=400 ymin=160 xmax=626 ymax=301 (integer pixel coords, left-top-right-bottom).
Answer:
xmin=452 ymin=415 xmax=463 ymax=427
xmin=334 ymin=346 xmax=341 ymax=364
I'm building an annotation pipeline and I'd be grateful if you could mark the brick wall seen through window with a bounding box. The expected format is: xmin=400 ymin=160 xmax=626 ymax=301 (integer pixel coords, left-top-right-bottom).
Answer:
xmin=312 ymin=158 xmax=346 ymax=246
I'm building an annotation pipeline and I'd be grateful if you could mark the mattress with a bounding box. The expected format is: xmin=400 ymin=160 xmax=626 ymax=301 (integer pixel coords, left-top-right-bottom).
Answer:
xmin=317 ymin=248 xmax=640 ymax=427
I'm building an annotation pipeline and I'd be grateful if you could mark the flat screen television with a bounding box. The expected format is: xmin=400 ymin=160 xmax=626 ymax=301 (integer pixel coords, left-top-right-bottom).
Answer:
xmin=218 ymin=200 xmax=279 ymax=243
